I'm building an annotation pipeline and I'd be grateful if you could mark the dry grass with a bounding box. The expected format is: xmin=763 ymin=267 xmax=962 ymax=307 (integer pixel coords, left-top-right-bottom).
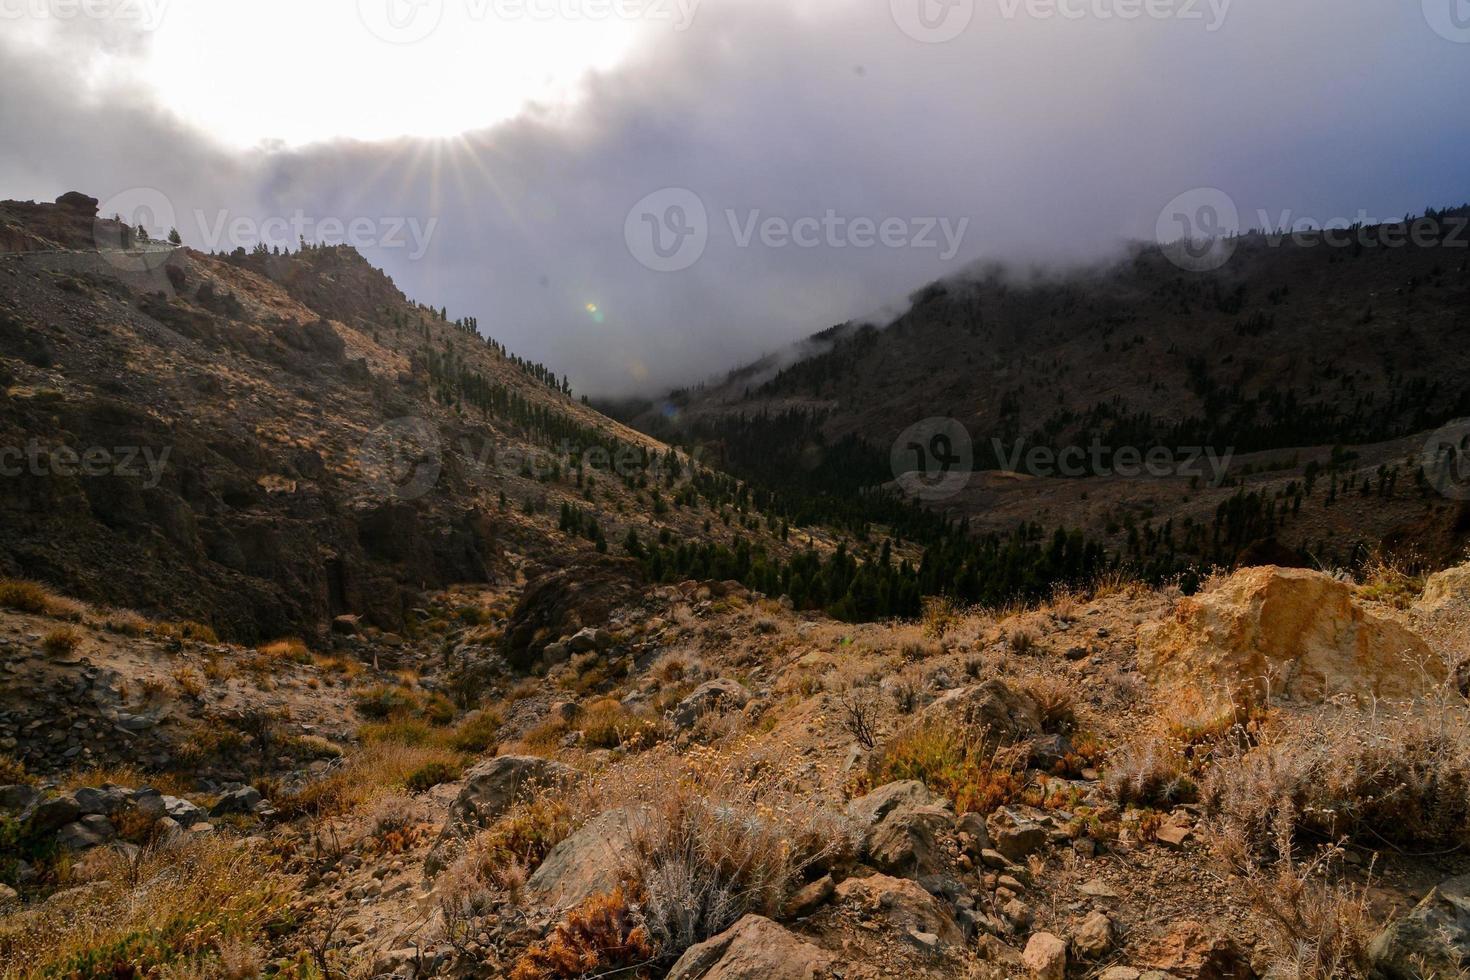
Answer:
xmin=1202 ymin=696 xmax=1470 ymax=859
xmin=0 ymin=836 xmax=288 ymax=979
xmin=1210 ymin=806 xmax=1378 ymax=980
xmin=0 ymin=578 xmax=83 ymax=619
xmin=100 ymin=608 xmax=150 ymax=637
xmin=921 ymin=595 xmax=962 ymax=640
xmin=273 ymin=741 xmax=466 ymax=819
xmin=254 ymin=637 xmax=312 ymax=665
xmin=41 ymin=625 xmax=83 ymax=658
xmin=595 ymin=741 xmax=856 ymax=956
xmin=858 ymin=722 xmax=1027 ymax=816
xmin=156 ymin=620 xmax=220 ymax=644
xmin=1354 ymin=551 xmax=1427 ymax=610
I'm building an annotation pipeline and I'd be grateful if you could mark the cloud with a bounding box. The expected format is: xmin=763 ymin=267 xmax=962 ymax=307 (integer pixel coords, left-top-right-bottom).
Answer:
xmin=3 ymin=0 xmax=1468 ymax=396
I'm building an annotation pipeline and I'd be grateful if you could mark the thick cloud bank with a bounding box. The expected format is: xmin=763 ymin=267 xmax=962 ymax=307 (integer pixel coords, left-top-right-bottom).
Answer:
xmin=3 ymin=0 xmax=1468 ymax=395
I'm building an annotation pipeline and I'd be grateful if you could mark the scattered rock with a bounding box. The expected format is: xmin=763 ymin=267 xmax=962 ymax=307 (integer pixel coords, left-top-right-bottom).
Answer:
xmin=1074 ymin=910 xmax=1114 ymax=957
xmin=848 ymin=780 xmax=936 ymax=830
xmin=987 ymin=806 xmax=1050 ymax=862
xmin=210 ymin=785 xmax=264 ymax=817
xmin=1022 ymin=931 xmax=1068 ymax=980
xmin=1369 ymin=873 xmax=1470 ymax=980
xmin=666 ymin=914 xmax=834 ymax=980
xmin=867 ymin=804 xmax=952 ymax=879
xmin=673 ymin=679 xmax=750 ymax=729
xmin=782 ymin=875 xmax=835 ymax=919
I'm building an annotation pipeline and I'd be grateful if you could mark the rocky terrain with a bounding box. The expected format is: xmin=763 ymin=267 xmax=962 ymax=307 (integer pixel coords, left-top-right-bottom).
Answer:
xmin=3 ymin=192 xmax=1470 ymax=980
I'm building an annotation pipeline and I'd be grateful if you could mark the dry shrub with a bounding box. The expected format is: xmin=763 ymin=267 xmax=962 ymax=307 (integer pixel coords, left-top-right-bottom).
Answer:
xmin=353 ymin=684 xmax=420 ymax=720
xmin=449 ymin=709 xmax=502 ymax=753
xmin=156 ymin=620 xmax=219 ymax=644
xmin=447 ymin=793 xmax=575 ymax=890
xmin=0 ymin=754 xmax=31 ymax=786
xmin=255 ymin=638 xmax=311 ymax=665
xmin=860 ymin=722 xmax=1027 ymax=815
xmin=1007 ymin=628 xmax=1036 ymax=656
xmin=1354 ymin=551 xmax=1426 ymax=610
xmin=273 ymin=742 xmax=464 ymax=819
xmin=1018 ymin=675 xmax=1076 ymax=734
xmin=598 ymin=741 xmax=856 ymax=956
xmin=41 ymin=625 xmax=83 ymax=658
xmin=1202 ymin=696 xmax=1470 ymax=858
xmin=102 ymin=609 xmax=150 ymax=637
xmin=921 ymin=595 xmax=961 ymax=640
xmin=834 ymin=688 xmax=880 ymax=749
xmin=511 ymin=886 xmax=654 ymax=980
xmin=1104 ymin=735 xmax=1197 ymax=808
xmin=173 ymin=666 xmax=205 ymax=697
xmin=0 ymin=836 xmax=286 ymax=978
xmin=0 ymin=578 xmax=81 ymax=619
xmin=1212 ymin=806 xmax=1377 ymax=980
xmin=577 ymin=698 xmax=661 ymax=750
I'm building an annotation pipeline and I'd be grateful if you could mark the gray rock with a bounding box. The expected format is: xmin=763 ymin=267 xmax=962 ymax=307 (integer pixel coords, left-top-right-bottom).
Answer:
xmin=526 ymin=809 xmax=636 ymax=909
xmin=666 ymin=914 xmax=835 ymax=980
xmin=210 ymin=785 xmax=264 ymax=816
xmin=987 ymin=806 xmax=1051 ymax=862
xmin=1369 ymin=873 xmax=1470 ymax=980
xmin=426 ymin=755 xmax=574 ymax=874
xmin=24 ymin=794 xmax=80 ymax=835
xmin=848 ymin=780 xmax=937 ymax=830
xmin=673 ymin=679 xmax=751 ymax=729
xmin=162 ymin=796 xmax=207 ymax=825
xmin=73 ymin=785 xmax=129 ymax=816
xmin=56 ymin=819 xmax=108 ymax=850
xmin=0 ymin=784 xmax=39 ymax=812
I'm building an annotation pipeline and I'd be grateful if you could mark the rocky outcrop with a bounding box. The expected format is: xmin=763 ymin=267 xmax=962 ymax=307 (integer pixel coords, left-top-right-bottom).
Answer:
xmin=834 ymin=874 xmax=963 ymax=947
xmin=1415 ymin=563 xmax=1470 ymax=617
xmin=504 ymin=557 xmax=641 ymax=671
xmin=427 ymin=755 xmax=574 ymax=874
xmin=665 ymin=915 xmax=834 ymax=980
xmin=525 ymin=809 xmax=637 ymax=909
xmin=672 ymin=679 xmax=751 ymax=729
xmin=918 ymin=679 xmax=1042 ymax=742
xmin=1138 ymin=566 xmax=1440 ymax=705
xmin=1369 ymin=873 xmax=1470 ymax=980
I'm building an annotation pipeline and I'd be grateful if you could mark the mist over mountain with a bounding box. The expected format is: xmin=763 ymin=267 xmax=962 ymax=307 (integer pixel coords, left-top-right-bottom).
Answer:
xmin=5 ymin=0 xmax=1470 ymax=395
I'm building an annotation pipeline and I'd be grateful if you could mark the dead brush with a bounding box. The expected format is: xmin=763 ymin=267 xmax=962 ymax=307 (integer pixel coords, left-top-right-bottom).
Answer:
xmin=921 ymin=595 xmax=962 ymax=640
xmin=859 ymin=722 xmax=1028 ymax=815
xmin=1211 ymin=803 xmax=1378 ymax=980
xmin=833 ymin=687 xmax=881 ymax=749
xmin=1201 ymin=694 xmax=1470 ymax=859
xmin=1018 ymin=674 xmax=1076 ymax=734
xmin=596 ymin=740 xmax=857 ymax=957
xmin=1354 ymin=550 xmax=1427 ymax=610
xmin=510 ymin=886 xmax=655 ymax=980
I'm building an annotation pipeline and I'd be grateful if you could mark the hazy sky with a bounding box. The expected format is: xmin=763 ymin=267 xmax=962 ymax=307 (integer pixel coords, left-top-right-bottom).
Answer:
xmin=3 ymin=0 xmax=1468 ymax=395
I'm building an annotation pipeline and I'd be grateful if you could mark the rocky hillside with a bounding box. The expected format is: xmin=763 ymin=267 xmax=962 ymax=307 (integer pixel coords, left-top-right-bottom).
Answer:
xmin=0 ymin=193 xmax=817 ymax=645
xmin=1 ymin=551 xmax=1468 ymax=978
xmin=621 ymin=211 xmax=1470 ymax=572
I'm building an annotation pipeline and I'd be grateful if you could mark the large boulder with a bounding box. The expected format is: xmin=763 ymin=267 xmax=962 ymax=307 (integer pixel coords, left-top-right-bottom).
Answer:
xmin=440 ymin=755 xmax=572 ymax=841
xmin=848 ymin=780 xmax=937 ymax=831
xmin=918 ymin=679 xmax=1042 ymax=743
xmin=1369 ymin=873 xmax=1470 ymax=979
xmin=1415 ymin=563 xmax=1470 ymax=617
xmin=834 ymin=874 xmax=963 ymax=946
xmin=1138 ymin=566 xmax=1440 ymax=705
xmin=666 ymin=915 xmax=834 ymax=980
xmin=867 ymin=804 xmax=953 ymax=880
xmin=672 ymin=679 xmax=751 ymax=730
xmin=525 ymin=809 xmax=637 ymax=909
xmin=504 ymin=556 xmax=641 ymax=670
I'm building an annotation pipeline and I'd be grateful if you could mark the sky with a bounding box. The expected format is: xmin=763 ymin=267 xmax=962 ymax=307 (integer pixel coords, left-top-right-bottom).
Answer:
xmin=2 ymin=0 xmax=1469 ymax=396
